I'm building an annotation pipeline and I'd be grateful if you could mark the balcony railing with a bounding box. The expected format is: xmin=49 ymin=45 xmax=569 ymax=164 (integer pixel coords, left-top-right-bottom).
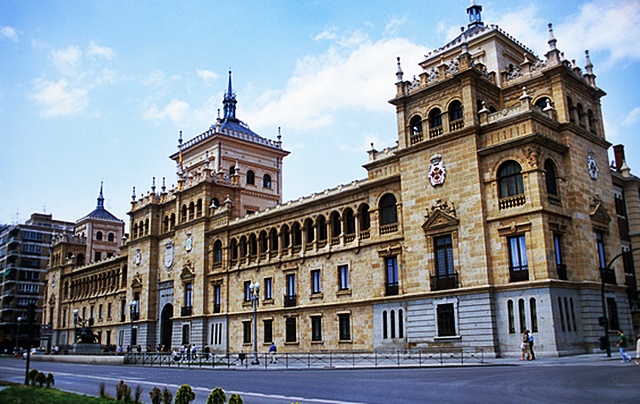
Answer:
xmin=385 ymin=283 xmax=399 ymax=296
xmin=181 ymin=306 xmax=193 ymax=317
xmin=429 ymin=126 xmax=443 ymax=138
xmin=284 ymin=295 xmax=297 ymax=308
xmin=509 ymin=269 xmax=529 ymax=283
xmin=430 ymin=273 xmax=459 ymax=291
xmin=380 ymin=224 xmax=398 ymax=235
xmin=557 ymin=264 xmax=568 ymax=280
xmin=499 ymin=194 xmax=526 ymax=210
xmin=359 ymin=230 xmax=370 ymax=240
xmin=344 ymin=234 xmax=356 ymax=243
xmin=213 ymin=303 xmax=221 ymax=314
xmin=449 ymin=119 xmax=464 ymax=132
xmin=410 ymin=133 xmax=423 ymax=145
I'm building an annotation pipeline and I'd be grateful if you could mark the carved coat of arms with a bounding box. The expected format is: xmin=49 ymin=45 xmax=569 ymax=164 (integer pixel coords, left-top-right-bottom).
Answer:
xmin=164 ymin=240 xmax=174 ymax=270
xmin=428 ymin=154 xmax=446 ymax=187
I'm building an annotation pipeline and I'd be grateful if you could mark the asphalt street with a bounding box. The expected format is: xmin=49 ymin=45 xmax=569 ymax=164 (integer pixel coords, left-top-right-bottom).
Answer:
xmin=0 ymin=355 xmax=639 ymax=403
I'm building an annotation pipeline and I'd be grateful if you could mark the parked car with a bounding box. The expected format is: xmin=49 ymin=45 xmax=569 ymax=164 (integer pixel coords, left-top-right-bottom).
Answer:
xmin=22 ymin=347 xmax=46 ymax=359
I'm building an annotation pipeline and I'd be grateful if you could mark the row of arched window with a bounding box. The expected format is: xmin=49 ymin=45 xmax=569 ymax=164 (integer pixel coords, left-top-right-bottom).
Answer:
xmin=212 ymin=193 xmax=399 ymax=264
xmin=64 ymin=265 xmax=126 ymax=301
xmin=507 ymin=297 xmax=538 ymax=334
xmin=95 ymin=231 xmax=115 ymax=242
xmin=229 ymin=166 xmax=272 ymax=189
xmin=567 ymin=96 xmax=597 ymax=134
xmin=409 ymin=100 xmax=463 ymax=142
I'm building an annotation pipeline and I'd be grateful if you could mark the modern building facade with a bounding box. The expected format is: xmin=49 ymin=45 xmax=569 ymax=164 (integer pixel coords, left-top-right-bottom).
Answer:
xmin=44 ymin=3 xmax=639 ymax=357
xmin=0 ymin=213 xmax=74 ymax=353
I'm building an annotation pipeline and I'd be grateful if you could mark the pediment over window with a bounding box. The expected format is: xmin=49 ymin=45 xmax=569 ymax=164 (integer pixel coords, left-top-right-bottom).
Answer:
xmin=422 ymin=200 xmax=459 ymax=236
xmin=590 ymin=196 xmax=611 ymax=228
xmin=180 ymin=260 xmax=195 ymax=281
xmin=131 ymin=272 xmax=143 ymax=289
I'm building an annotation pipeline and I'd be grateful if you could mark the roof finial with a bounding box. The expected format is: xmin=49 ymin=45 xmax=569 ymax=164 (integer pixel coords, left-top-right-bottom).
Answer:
xmin=584 ymin=50 xmax=593 ymax=73
xmin=396 ymin=57 xmax=404 ymax=83
xmin=178 ymin=130 xmax=183 ymax=146
xmin=223 ymin=70 xmax=237 ymax=120
xmin=547 ymin=23 xmax=557 ymax=50
xmin=97 ymin=181 xmax=105 ymax=209
xmin=466 ymin=1 xmax=483 ymax=28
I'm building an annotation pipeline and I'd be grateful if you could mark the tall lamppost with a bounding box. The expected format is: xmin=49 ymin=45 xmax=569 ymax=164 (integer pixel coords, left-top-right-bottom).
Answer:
xmin=73 ymin=309 xmax=79 ymax=343
xmin=599 ymin=247 xmax=640 ymax=358
xmin=129 ymin=300 xmax=138 ymax=349
xmin=249 ymin=282 xmax=260 ymax=364
xmin=15 ymin=316 xmax=23 ymax=353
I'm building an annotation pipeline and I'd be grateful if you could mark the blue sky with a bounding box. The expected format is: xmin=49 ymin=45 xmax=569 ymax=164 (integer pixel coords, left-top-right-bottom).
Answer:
xmin=2 ymin=0 xmax=640 ymax=228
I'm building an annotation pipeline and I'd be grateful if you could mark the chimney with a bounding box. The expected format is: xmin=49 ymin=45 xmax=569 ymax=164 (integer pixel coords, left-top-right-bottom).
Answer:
xmin=613 ymin=144 xmax=625 ymax=172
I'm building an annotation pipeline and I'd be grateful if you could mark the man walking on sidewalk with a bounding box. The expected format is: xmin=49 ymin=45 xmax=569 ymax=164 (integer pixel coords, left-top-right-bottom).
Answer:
xmin=616 ymin=330 xmax=632 ymax=363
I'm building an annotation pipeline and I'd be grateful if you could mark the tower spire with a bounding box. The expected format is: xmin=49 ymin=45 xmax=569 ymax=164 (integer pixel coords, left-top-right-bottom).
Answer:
xmin=223 ymin=70 xmax=237 ymax=121
xmin=97 ymin=182 xmax=105 ymax=209
xmin=467 ymin=1 xmax=483 ymax=29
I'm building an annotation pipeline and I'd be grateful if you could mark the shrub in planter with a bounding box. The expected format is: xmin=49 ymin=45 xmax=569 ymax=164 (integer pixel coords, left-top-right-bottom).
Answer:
xmin=134 ymin=385 xmax=143 ymax=403
xmin=27 ymin=368 xmax=39 ymax=385
xmin=46 ymin=373 xmax=55 ymax=388
xmin=149 ymin=387 xmax=162 ymax=404
xmin=207 ymin=387 xmax=226 ymax=404
xmin=34 ymin=371 xmax=46 ymax=387
xmin=228 ymin=393 xmax=244 ymax=404
xmin=175 ymin=384 xmax=196 ymax=404
xmin=162 ymin=386 xmax=173 ymax=404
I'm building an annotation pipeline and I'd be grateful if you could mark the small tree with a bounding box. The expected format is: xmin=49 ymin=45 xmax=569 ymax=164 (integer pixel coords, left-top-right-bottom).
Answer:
xmin=175 ymin=384 xmax=196 ymax=404
xmin=162 ymin=386 xmax=173 ymax=404
xmin=228 ymin=393 xmax=244 ymax=404
xmin=134 ymin=385 xmax=144 ymax=403
xmin=34 ymin=371 xmax=46 ymax=387
xmin=149 ymin=387 xmax=162 ymax=404
xmin=207 ymin=387 xmax=226 ymax=404
xmin=45 ymin=373 xmax=55 ymax=388
xmin=27 ymin=368 xmax=39 ymax=385
xmin=116 ymin=379 xmax=132 ymax=402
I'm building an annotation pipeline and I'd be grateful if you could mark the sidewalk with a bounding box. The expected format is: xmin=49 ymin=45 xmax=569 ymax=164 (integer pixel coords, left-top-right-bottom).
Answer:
xmin=483 ymin=352 xmax=633 ymax=366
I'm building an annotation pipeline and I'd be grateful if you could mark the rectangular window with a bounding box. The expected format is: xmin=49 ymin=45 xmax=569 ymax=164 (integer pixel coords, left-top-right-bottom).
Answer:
xmin=213 ymin=284 xmax=221 ymax=313
xmin=181 ymin=324 xmax=189 ymax=345
xmin=554 ymin=234 xmax=567 ymax=280
xmin=596 ymin=231 xmax=606 ymax=269
xmin=436 ymin=303 xmax=456 ymax=337
xmin=62 ymin=308 xmax=67 ymax=327
xmin=263 ymin=319 xmax=273 ymax=343
xmin=385 ymin=256 xmax=399 ymax=296
xmin=243 ymin=321 xmax=251 ymax=344
xmin=285 ymin=317 xmax=297 ymax=343
xmin=285 ymin=274 xmax=296 ymax=307
xmin=338 ymin=313 xmax=351 ymax=341
xmin=107 ymin=303 xmax=112 ymax=319
xmin=508 ymin=235 xmax=529 ymax=282
xmin=185 ymin=283 xmax=193 ymax=307
xmin=518 ymin=298 xmax=526 ymax=333
xmin=507 ymin=300 xmax=515 ymax=334
xmin=338 ymin=265 xmax=349 ymax=290
xmin=311 ymin=316 xmax=322 ymax=342
xmin=264 ymin=277 xmax=273 ymax=300
xmin=98 ymin=304 xmax=103 ymax=319
xmin=607 ymin=297 xmax=620 ymax=331
xmin=244 ymin=281 xmax=252 ymax=302
xmin=94 ymin=251 xmax=101 ymax=262
xmin=311 ymin=270 xmax=322 ymax=294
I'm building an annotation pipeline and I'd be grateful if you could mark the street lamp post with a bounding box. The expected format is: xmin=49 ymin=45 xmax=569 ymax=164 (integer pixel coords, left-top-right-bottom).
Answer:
xmin=249 ymin=282 xmax=260 ymax=365
xmin=129 ymin=301 xmax=138 ymax=350
xmin=15 ymin=316 xmax=23 ymax=353
xmin=599 ymin=247 xmax=640 ymax=358
xmin=72 ymin=309 xmax=79 ymax=343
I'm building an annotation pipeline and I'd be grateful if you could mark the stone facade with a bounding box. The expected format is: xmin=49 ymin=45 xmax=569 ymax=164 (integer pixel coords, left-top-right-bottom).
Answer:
xmin=44 ymin=4 xmax=639 ymax=358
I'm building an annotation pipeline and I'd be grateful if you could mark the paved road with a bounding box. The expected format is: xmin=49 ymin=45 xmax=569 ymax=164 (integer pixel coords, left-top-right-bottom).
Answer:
xmin=1 ymin=355 xmax=639 ymax=403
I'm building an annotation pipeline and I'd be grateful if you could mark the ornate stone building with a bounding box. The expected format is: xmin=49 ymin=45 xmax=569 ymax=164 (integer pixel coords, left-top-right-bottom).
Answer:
xmin=44 ymin=3 xmax=638 ymax=357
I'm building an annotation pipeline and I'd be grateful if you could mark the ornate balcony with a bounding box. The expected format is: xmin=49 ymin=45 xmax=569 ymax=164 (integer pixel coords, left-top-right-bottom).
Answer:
xmin=181 ymin=306 xmax=193 ymax=317
xmin=499 ymin=194 xmax=526 ymax=210
xmin=284 ymin=295 xmax=297 ymax=308
xmin=430 ymin=272 xmax=459 ymax=291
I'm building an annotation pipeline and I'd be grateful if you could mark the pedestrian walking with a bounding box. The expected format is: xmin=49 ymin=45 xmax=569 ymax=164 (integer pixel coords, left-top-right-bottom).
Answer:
xmin=616 ymin=330 xmax=632 ymax=363
xmin=269 ymin=342 xmax=278 ymax=363
xmin=520 ymin=331 xmax=532 ymax=361
xmin=527 ymin=330 xmax=535 ymax=360
xmin=635 ymin=333 xmax=640 ymax=366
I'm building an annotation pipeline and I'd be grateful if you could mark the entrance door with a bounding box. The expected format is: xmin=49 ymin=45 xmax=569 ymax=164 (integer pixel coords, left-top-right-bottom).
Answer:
xmin=160 ymin=304 xmax=173 ymax=350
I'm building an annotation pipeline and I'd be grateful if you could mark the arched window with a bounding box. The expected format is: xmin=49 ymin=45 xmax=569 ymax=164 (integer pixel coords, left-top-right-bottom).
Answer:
xmin=259 ymin=231 xmax=268 ymax=254
xmin=196 ymin=199 xmax=203 ymax=217
xmin=188 ymin=202 xmax=195 ymax=220
xmin=530 ymin=297 xmax=538 ymax=332
xmin=269 ymin=228 xmax=279 ymax=251
xmin=107 ymin=233 xmax=115 ymax=242
xmin=379 ymin=194 xmax=398 ymax=225
xmin=281 ymin=224 xmax=290 ymax=248
xmin=230 ymin=238 xmax=238 ymax=260
xmin=229 ymin=166 xmax=236 ymax=176
xmin=304 ymin=218 xmax=314 ymax=243
xmin=170 ymin=213 xmax=176 ymax=229
xmin=249 ymin=234 xmax=258 ymax=256
xmin=292 ymin=222 xmax=302 ymax=246
xmin=330 ymin=211 xmax=341 ymax=238
xmin=587 ymin=109 xmax=597 ymax=134
xmin=498 ymin=161 xmax=524 ymax=198
xmin=534 ymin=97 xmax=551 ymax=110
xmin=567 ymin=96 xmax=575 ymax=123
xmin=163 ymin=216 xmax=169 ymax=232
xmin=213 ymin=240 xmax=222 ymax=263
xmin=577 ymin=103 xmax=585 ymax=127
xmin=239 ymin=235 xmax=248 ymax=257
xmin=359 ymin=204 xmax=370 ymax=231
xmin=317 ymin=215 xmax=327 ymax=241
xmin=544 ymin=159 xmax=558 ymax=196
xmin=429 ymin=108 xmax=442 ymax=129
xmin=449 ymin=100 xmax=463 ymax=122
xmin=181 ymin=205 xmax=187 ymax=222
xmin=145 ymin=219 xmax=149 ymax=234
xmin=410 ymin=115 xmax=423 ymax=138
xmin=507 ymin=299 xmax=515 ymax=334
xmin=247 ymin=170 xmax=255 ymax=185
xmin=343 ymin=208 xmax=355 ymax=235
xmin=96 ymin=231 xmax=103 ymax=241
xmin=263 ymin=174 xmax=272 ymax=189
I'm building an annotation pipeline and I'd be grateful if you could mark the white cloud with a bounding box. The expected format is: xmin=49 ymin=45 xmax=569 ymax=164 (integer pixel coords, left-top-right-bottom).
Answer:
xmin=1 ymin=26 xmax=18 ymax=42
xmin=197 ymin=69 xmax=218 ymax=86
xmin=622 ymin=107 xmax=640 ymax=127
xmin=144 ymin=99 xmax=190 ymax=123
xmin=314 ymin=28 xmax=338 ymax=42
xmin=384 ymin=17 xmax=406 ymax=37
xmin=49 ymin=45 xmax=83 ymax=76
xmin=248 ymin=32 xmax=429 ymax=131
xmin=30 ymin=78 xmax=88 ymax=117
xmin=87 ymin=41 xmax=115 ymax=60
